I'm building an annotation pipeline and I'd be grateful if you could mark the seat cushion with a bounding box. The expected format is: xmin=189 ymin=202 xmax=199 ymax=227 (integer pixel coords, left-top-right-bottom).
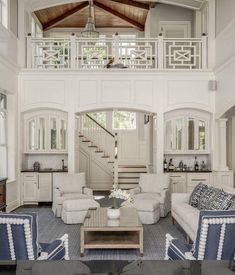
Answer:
xmin=56 ymin=193 xmax=92 ymax=205
xmin=134 ymin=192 xmax=164 ymax=204
xmin=139 ymin=173 xmax=169 ymax=193
xmin=123 ymin=199 xmax=160 ymax=212
xmin=62 ymin=199 xmax=100 ymax=212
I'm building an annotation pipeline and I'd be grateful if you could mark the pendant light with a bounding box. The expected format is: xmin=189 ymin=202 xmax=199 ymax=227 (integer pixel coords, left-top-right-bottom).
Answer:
xmin=81 ymin=0 xmax=99 ymax=38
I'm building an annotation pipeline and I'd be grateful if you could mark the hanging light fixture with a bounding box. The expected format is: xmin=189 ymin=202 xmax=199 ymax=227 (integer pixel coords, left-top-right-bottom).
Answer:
xmin=81 ymin=0 xmax=99 ymax=38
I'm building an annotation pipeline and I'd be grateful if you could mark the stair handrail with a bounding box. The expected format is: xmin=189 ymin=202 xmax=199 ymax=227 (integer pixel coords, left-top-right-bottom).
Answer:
xmin=86 ymin=114 xmax=115 ymax=138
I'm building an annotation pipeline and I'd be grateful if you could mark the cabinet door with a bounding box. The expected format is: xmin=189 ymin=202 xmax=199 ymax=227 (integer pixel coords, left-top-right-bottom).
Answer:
xmin=187 ymin=173 xmax=210 ymax=193
xmin=170 ymin=175 xmax=186 ymax=193
xmin=37 ymin=117 xmax=46 ymax=151
xmin=187 ymin=118 xmax=196 ymax=151
xmin=38 ymin=173 xmax=52 ymax=202
xmin=59 ymin=119 xmax=67 ymax=151
xmin=175 ymin=118 xmax=184 ymax=151
xmin=49 ymin=117 xmax=58 ymax=151
xmin=27 ymin=118 xmax=37 ymax=151
xmin=197 ymin=119 xmax=207 ymax=151
xmin=23 ymin=180 xmax=38 ymax=202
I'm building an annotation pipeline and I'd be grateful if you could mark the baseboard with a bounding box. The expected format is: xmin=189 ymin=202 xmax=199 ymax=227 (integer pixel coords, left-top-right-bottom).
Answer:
xmin=6 ymin=199 xmax=20 ymax=212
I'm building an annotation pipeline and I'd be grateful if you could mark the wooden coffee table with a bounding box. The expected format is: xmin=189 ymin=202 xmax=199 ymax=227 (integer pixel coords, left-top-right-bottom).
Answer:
xmin=80 ymin=207 xmax=143 ymax=256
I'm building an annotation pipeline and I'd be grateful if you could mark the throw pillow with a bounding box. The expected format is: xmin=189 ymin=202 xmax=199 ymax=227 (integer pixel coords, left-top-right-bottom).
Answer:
xmin=229 ymin=197 xmax=235 ymax=210
xmin=197 ymin=186 xmax=221 ymax=210
xmin=189 ymin=183 xmax=208 ymax=208
xmin=208 ymin=190 xmax=235 ymax=210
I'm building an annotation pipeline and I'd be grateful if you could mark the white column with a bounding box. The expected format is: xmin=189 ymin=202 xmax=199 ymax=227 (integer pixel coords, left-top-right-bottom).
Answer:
xmin=156 ymin=112 xmax=164 ymax=173
xmin=68 ymin=111 xmax=75 ymax=173
xmin=208 ymin=0 xmax=216 ymax=69
xmin=217 ymin=119 xmax=229 ymax=171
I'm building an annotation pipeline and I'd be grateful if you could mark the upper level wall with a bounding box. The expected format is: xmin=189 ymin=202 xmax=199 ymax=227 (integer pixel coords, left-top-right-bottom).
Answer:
xmin=215 ymin=0 xmax=235 ymax=117
xmin=19 ymin=70 xmax=215 ymax=115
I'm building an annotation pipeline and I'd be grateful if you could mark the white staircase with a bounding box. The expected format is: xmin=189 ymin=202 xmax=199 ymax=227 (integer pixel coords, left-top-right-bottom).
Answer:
xmin=78 ymin=114 xmax=147 ymax=189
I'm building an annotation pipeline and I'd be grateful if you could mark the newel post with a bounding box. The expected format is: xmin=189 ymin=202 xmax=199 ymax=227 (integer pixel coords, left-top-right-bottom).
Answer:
xmin=202 ymin=34 xmax=208 ymax=70
xmin=70 ymin=33 xmax=76 ymax=69
xmin=26 ymin=33 xmax=32 ymax=68
xmin=114 ymin=133 xmax=119 ymax=188
xmin=158 ymin=33 xmax=164 ymax=69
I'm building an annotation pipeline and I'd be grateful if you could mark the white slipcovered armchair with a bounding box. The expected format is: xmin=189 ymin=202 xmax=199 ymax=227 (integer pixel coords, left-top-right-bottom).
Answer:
xmin=129 ymin=173 xmax=170 ymax=217
xmin=52 ymin=173 xmax=93 ymax=217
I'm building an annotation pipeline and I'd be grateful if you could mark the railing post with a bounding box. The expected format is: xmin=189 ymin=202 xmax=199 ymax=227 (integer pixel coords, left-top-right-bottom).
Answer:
xmin=113 ymin=33 xmax=120 ymax=64
xmin=202 ymin=34 xmax=208 ymax=70
xmin=114 ymin=133 xmax=118 ymax=188
xmin=158 ymin=33 xmax=164 ymax=69
xmin=70 ymin=34 xmax=76 ymax=69
xmin=26 ymin=34 xmax=32 ymax=68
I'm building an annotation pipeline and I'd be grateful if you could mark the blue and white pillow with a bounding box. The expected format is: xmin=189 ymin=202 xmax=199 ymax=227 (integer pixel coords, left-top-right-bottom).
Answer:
xmin=208 ymin=190 xmax=235 ymax=210
xmin=197 ymin=186 xmax=221 ymax=210
xmin=189 ymin=183 xmax=208 ymax=208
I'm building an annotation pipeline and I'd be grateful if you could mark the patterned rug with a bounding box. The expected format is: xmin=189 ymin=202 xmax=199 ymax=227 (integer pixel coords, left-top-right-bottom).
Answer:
xmin=15 ymin=205 xmax=185 ymax=260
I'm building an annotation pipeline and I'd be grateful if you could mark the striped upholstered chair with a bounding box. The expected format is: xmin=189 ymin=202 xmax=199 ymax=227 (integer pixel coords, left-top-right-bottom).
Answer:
xmin=0 ymin=213 xmax=69 ymax=260
xmin=165 ymin=210 xmax=235 ymax=260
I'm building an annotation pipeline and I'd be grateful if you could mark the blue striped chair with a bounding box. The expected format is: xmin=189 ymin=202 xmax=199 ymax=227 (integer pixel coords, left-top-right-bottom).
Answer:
xmin=165 ymin=210 xmax=235 ymax=260
xmin=0 ymin=213 xmax=69 ymax=260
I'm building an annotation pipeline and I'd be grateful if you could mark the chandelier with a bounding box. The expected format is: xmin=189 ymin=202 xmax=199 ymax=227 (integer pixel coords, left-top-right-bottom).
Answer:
xmin=81 ymin=0 xmax=99 ymax=38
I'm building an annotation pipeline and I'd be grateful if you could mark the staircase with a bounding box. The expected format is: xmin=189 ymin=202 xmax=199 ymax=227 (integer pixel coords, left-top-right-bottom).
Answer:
xmin=78 ymin=114 xmax=147 ymax=189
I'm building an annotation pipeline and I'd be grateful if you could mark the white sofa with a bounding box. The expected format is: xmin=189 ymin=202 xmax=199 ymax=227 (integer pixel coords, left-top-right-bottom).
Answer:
xmin=171 ymin=184 xmax=235 ymax=241
xmin=129 ymin=173 xmax=171 ymax=218
xmin=52 ymin=173 xmax=94 ymax=217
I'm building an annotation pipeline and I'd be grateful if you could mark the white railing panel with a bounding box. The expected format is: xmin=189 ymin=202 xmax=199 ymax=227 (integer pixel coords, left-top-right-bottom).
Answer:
xmin=163 ymin=38 xmax=203 ymax=70
xmin=31 ymin=38 xmax=71 ymax=69
xmin=118 ymin=38 xmax=158 ymax=69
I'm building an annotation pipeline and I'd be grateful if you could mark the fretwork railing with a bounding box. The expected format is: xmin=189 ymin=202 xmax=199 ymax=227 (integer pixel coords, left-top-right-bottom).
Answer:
xmin=79 ymin=114 xmax=118 ymax=187
xmin=27 ymin=35 xmax=208 ymax=70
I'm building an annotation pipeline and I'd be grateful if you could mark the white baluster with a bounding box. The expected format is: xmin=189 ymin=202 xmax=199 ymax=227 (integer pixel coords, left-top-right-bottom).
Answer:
xmin=27 ymin=34 xmax=32 ymax=68
xmin=158 ymin=34 xmax=164 ymax=69
xmin=70 ymin=34 xmax=76 ymax=69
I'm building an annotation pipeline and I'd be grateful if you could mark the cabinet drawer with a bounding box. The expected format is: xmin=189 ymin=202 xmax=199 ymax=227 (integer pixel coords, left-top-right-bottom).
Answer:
xmin=23 ymin=173 xmax=38 ymax=181
xmin=187 ymin=173 xmax=210 ymax=185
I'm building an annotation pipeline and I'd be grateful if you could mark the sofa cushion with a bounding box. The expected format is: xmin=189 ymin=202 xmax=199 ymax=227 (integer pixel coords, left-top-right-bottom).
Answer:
xmin=122 ymin=199 xmax=160 ymax=212
xmin=198 ymin=186 xmax=221 ymax=210
xmin=56 ymin=193 xmax=91 ymax=205
xmin=189 ymin=183 xmax=208 ymax=208
xmin=133 ymin=192 xmax=165 ymax=204
xmin=208 ymin=190 xmax=235 ymax=210
xmin=63 ymin=199 xmax=100 ymax=211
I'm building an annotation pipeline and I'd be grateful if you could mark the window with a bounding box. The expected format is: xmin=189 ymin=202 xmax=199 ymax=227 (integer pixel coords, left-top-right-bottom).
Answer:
xmin=112 ymin=111 xmax=136 ymax=130
xmin=84 ymin=112 xmax=106 ymax=128
xmin=0 ymin=0 xmax=8 ymax=28
xmin=0 ymin=93 xmax=7 ymax=178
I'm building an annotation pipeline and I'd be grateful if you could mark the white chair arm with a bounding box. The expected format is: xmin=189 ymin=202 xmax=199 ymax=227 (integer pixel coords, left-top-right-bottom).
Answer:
xmin=172 ymin=193 xmax=190 ymax=206
xmin=37 ymin=252 xmax=49 ymax=260
xmin=83 ymin=187 xmax=93 ymax=196
xmin=129 ymin=187 xmax=141 ymax=196
xmin=184 ymin=252 xmax=196 ymax=260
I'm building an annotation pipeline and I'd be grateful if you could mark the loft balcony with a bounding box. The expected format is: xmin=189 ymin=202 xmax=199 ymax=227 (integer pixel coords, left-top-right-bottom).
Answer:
xmin=26 ymin=34 xmax=208 ymax=71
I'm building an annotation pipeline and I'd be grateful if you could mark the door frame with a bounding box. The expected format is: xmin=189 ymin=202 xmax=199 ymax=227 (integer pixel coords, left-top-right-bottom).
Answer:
xmin=159 ymin=21 xmax=191 ymax=37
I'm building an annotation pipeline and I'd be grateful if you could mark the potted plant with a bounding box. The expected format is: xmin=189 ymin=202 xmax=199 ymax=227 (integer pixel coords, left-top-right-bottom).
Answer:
xmin=108 ymin=185 xmax=133 ymax=220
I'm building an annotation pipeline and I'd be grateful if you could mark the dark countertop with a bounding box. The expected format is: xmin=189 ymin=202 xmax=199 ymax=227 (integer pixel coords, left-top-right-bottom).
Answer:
xmin=165 ymin=170 xmax=212 ymax=173
xmin=21 ymin=169 xmax=68 ymax=173
xmin=0 ymin=178 xmax=7 ymax=182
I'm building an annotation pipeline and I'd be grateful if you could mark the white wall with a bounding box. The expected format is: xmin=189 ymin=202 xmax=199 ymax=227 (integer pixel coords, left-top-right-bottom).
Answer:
xmin=145 ymin=4 xmax=194 ymax=37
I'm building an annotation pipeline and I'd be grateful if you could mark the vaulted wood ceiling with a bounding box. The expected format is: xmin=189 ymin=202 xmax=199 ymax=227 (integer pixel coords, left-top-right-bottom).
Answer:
xmin=34 ymin=0 xmax=152 ymax=31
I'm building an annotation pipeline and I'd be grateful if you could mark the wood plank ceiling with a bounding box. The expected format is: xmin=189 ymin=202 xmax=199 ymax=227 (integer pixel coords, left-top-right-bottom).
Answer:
xmin=34 ymin=0 xmax=152 ymax=31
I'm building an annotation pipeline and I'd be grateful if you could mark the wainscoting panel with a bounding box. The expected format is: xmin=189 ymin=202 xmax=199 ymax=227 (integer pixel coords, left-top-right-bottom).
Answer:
xmin=134 ymin=80 xmax=154 ymax=107
xmin=78 ymin=80 xmax=98 ymax=107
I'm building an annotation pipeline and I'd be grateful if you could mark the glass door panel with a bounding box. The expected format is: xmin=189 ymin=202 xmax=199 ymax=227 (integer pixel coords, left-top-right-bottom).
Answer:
xmin=50 ymin=118 xmax=57 ymax=150
xmin=59 ymin=119 xmax=67 ymax=150
xmin=175 ymin=118 xmax=183 ymax=150
xmin=165 ymin=121 xmax=173 ymax=151
xmin=38 ymin=117 xmax=46 ymax=151
xmin=188 ymin=118 xmax=195 ymax=150
xmin=198 ymin=120 xmax=206 ymax=150
xmin=28 ymin=119 xmax=37 ymax=151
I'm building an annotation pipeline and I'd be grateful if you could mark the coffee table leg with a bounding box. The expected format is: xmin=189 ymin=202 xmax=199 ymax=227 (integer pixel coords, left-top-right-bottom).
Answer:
xmin=139 ymin=228 xmax=144 ymax=257
xmin=80 ymin=227 xmax=85 ymax=257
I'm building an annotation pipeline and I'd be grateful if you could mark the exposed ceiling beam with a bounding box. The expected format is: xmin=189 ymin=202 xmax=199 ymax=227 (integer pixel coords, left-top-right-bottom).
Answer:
xmin=43 ymin=1 xmax=89 ymax=31
xmin=109 ymin=0 xmax=150 ymax=10
xmin=94 ymin=1 xmax=145 ymax=31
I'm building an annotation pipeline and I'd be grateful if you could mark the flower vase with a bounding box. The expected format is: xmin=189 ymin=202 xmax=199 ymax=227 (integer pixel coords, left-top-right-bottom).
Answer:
xmin=107 ymin=208 xmax=120 ymax=220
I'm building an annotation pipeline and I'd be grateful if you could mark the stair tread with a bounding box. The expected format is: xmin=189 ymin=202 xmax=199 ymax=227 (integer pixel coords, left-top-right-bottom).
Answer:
xmin=118 ymin=165 xmax=147 ymax=168
xmin=88 ymin=145 xmax=98 ymax=148
xmin=82 ymin=140 xmax=91 ymax=142
xmin=101 ymin=156 xmax=110 ymax=158
xmin=95 ymin=151 xmax=104 ymax=153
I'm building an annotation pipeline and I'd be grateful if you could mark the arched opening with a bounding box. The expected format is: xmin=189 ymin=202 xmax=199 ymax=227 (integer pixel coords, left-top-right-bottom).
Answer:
xmin=75 ymin=108 xmax=156 ymax=191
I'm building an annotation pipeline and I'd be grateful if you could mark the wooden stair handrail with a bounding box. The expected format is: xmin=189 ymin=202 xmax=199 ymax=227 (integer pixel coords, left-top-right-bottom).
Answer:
xmin=86 ymin=114 xmax=115 ymax=138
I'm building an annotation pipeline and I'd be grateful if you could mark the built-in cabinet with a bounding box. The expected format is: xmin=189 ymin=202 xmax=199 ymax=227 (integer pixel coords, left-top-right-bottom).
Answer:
xmin=169 ymin=172 xmax=213 ymax=194
xmin=22 ymin=173 xmax=52 ymax=203
xmin=24 ymin=110 xmax=68 ymax=154
xmin=165 ymin=110 xmax=210 ymax=154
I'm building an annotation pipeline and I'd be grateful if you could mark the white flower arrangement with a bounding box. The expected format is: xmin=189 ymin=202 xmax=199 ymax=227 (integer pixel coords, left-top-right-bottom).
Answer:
xmin=109 ymin=185 xmax=134 ymax=209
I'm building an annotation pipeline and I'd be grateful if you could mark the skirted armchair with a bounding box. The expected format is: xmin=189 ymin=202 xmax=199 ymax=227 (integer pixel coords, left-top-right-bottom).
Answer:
xmin=165 ymin=210 xmax=235 ymax=260
xmin=129 ymin=173 xmax=170 ymax=217
xmin=52 ymin=173 xmax=93 ymax=218
xmin=0 ymin=213 xmax=69 ymax=260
